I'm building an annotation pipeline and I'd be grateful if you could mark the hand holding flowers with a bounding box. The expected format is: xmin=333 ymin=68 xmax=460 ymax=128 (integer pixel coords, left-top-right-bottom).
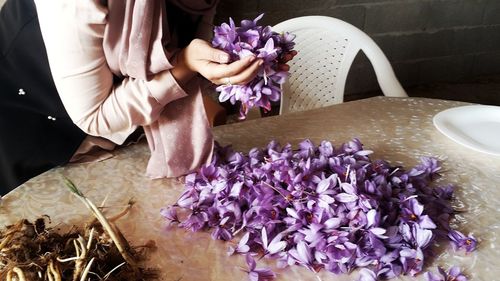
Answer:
xmin=212 ymin=14 xmax=296 ymax=119
xmin=174 ymin=39 xmax=263 ymax=86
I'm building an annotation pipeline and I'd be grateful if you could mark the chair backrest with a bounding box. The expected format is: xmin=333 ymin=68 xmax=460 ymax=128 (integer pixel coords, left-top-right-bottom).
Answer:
xmin=273 ymin=16 xmax=407 ymax=114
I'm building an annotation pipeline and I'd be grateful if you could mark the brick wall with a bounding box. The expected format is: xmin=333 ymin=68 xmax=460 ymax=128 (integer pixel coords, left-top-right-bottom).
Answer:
xmin=216 ymin=0 xmax=500 ymax=95
xmin=1 ymin=0 xmax=498 ymax=96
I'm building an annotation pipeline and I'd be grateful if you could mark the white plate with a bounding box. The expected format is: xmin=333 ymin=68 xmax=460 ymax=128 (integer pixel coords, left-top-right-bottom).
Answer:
xmin=433 ymin=105 xmax=500 ymax=155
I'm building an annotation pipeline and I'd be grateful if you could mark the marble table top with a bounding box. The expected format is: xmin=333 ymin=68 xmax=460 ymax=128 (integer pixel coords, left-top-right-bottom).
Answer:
xmin=2 ymin=97 xmax=499 ymax=280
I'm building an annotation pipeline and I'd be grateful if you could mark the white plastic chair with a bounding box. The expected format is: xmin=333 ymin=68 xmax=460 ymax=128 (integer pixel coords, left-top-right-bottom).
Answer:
xmin=273 ymin=16 xmax=407 ymax=114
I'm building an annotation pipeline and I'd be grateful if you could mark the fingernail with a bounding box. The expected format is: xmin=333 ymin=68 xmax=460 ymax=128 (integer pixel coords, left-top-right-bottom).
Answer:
xmin=247 ymin=56 xmax=256 ymax=62
xmin=258 ymin=60 xmax=264 ymax=66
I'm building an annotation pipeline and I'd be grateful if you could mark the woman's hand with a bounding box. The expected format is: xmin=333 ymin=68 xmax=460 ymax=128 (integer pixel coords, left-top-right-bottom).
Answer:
xmin=176 ymin=39 xmax=263 ymax=86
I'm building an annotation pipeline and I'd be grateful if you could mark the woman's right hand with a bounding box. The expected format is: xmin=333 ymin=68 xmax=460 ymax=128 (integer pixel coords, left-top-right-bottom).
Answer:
xmin=177 ymin=39 xmax=263 ymax=86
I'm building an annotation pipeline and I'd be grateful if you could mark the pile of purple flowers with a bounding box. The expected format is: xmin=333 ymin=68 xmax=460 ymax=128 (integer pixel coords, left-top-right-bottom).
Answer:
xmin=162 ymin=139 xmax=477 ymax=280
xmin=212 ymin=14 xmax=295 ymax=119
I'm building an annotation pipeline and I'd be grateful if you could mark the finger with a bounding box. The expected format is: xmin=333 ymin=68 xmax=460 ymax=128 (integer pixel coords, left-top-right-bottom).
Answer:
xmin=283 ymin=53 xmax=293 ymax=62
xmin=278 ymin=64 xmax=290 ymax=71
xmin=225 ymin=59 xmax=264 ymax=85
xmin=208 ymin=55 xmax=257 ymax=78
xmin=193 ymin=39 xmax=231 ymax=64
xmin=210 ymin=49 xmax=231 ymax=64
xmin=281 ymin=51 xmax=298 ymax=62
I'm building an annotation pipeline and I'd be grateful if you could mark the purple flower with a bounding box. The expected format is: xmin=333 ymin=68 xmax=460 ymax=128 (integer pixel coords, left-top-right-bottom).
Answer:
xmin=366 ymin=209 xmax=380 ymax=228
xmin=448 ymin=230 xmax=477 ymax=253
xmin=357 ymin=268 xmax=377 ymax=281
xmin=407 ymin=157 xmax=441 ymax=185
xmin=177 ymin=188 xmax=198 ymax=208
xmin=163 ymin=138 xmax=476 ymax=280
xmin=160 ymin=207 xmax=179 ymax=223
xmin=245 ymin=254 xmax=276 ymax=281
xmin=261 ymin=227 xmax=287 ymax=256
xmin=378 ymin=250 xmax=402 ymax=278
xmin=228 ymin=232 xmax=251 ymax=255
xmin=356 ymin=231 xmax=387 ymax=261
xmin=212 ymin=18 xmax=237 ymax=50
xmin=240 ymin=14 xmax=264 ymax=31
xmin=424 ymin=266 xmax=468 ymax=281
xmin=400 ymin=197 xmax=437 ymax=229
xmin=315 ymin=175 xmax=336 ymax=209
xmin=212 ymin=14 xmax=296 ymax=119
xmin=180 ymin=211 xmax=207 ymax=232
xmin=298 ymin=139 xmax=315 ymax=158
xmin=298 ymin=223 xmax=325 ymax=247
xmin=418 ymin=157 xmax=441 ymax=175
xmin=277 ymin=31 xmax=296 ymax=52
xmin=318 ymin=140 xmax=334 ymax=157
xmin=335 ymin=182 xmax=359 ymax=204
xmin=257 ymin=38 xmax=278 ymax=62
xmin=288 ymin=240 xmax=315 ymax=271
xmin=399 ymin=247 xmax=424 ymax=276
xmin=400 ymin=222 xmax=434 ymax=249
xmin=212 ymin=225 xmax=233 ymax=241
xmin=342 ymin=138 xmax=364 ymax=154
xmin=434 ymin=184 xmax=454 ymax=200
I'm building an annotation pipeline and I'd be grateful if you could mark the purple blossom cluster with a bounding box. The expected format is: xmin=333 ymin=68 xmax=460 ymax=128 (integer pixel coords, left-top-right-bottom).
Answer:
xmin=212 ymin=14 xmax=295 ymax=119
xmin=162 ymin=139 xmax=477 ymax=280
xmin=424 ymin=266 xmax=468 ymax=281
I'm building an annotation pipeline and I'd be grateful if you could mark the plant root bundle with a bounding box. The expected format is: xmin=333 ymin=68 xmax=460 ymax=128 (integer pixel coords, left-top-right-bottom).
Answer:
xmin=0 ymin=190 xmax=158 ymax=281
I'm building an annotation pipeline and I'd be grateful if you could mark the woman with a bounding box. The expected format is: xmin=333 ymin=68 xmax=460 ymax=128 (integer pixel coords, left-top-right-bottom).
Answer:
xmin=0 ymin=0 xmax=265 ymax=195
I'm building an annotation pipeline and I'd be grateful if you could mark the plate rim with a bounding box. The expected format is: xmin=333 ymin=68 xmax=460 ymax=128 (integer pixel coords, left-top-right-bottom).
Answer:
xmin=433 ymin=105 xmax=500 ymax=156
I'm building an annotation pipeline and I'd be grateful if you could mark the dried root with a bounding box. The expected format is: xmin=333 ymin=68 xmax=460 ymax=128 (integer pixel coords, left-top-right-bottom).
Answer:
xmin=7 ymin=267 xmax=26 ymax=281
xmin=64 ymin=178 xmax=138 ymax=271
xmin=0 ymin=179 xmax=159 ymax=280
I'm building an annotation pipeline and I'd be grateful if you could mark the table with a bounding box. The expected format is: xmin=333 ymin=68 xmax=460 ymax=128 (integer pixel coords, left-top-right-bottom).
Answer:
xmin=1 ymin=97 xmax=499 ymax=280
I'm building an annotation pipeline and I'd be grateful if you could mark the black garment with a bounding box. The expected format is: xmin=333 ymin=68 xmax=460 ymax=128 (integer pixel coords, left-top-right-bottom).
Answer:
xmin=0 ymin=0 xmax=86 ymax=195
xmin=165 ymin=1 xmax=202 ymax=48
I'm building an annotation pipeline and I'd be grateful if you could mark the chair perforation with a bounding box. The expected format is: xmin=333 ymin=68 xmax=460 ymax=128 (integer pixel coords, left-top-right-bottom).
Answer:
xmin=274 ymin=16 xmax=405 ymax=114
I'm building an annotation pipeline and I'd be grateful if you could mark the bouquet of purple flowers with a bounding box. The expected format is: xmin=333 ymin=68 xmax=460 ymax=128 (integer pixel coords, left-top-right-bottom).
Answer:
xmin=212 ymin=14 xmax=296 ymax=119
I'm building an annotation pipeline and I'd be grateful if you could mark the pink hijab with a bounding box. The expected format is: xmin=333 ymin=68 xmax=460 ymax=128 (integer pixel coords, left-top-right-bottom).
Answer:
xmin=102 ymin=0 xmax=217 ymax=178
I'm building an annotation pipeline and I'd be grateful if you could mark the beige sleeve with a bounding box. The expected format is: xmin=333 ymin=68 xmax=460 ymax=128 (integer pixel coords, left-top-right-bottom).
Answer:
xmin=34 ymin=0 xmax=188 ymax=144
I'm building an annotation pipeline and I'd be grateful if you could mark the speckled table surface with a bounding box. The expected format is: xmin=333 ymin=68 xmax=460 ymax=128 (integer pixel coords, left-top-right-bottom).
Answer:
xmin=2 ymin=97 xmax=499 ymax=280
